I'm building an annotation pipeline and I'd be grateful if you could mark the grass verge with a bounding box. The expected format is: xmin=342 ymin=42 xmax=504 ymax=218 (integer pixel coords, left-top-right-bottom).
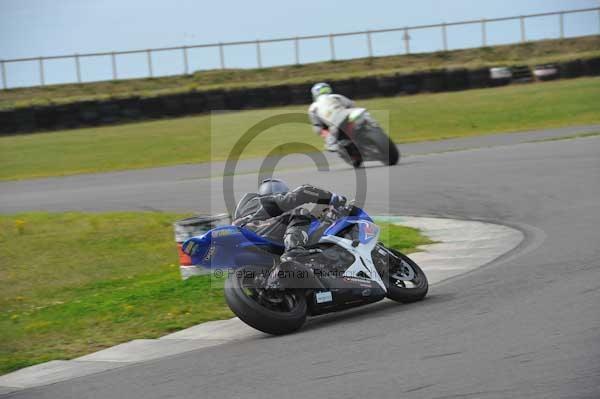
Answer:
xmin=0 ymin=36 xmax=598 ymax=110
xmin=1 ymin=76 xmax=599 ymax=181
xmin=0 ymin=212 xmax=431 ymax=375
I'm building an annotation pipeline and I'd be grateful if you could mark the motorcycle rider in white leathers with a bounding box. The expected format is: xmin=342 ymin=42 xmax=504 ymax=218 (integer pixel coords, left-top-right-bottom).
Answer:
xmin=308 ymin=82 xmax=366 ymax=152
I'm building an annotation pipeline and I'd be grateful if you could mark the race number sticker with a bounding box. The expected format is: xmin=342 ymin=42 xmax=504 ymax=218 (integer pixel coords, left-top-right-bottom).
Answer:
xmin=316 ymin=291 xmax=333 ymax=303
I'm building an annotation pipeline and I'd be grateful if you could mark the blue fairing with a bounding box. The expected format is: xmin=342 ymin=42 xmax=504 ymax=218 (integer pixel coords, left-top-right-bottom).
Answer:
xmin=353 ymin=207 xmax=373 ymax=222
xmin=324 ymin=216 xmax=378 ymax=245
xmin=323 ymin=207 xmax=373 ymax=236
xmin=307 ymin=218 xmax=321 ymax=236
xmin=182 ymin=226 xmax=282 ymax=269
xmin=182 ymin=207 xmax=374 ymax=269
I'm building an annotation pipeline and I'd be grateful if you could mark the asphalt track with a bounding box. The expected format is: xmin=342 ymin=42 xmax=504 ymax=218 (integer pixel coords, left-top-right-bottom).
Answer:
xmin=2 ymin=125 xmax=600 ymax=398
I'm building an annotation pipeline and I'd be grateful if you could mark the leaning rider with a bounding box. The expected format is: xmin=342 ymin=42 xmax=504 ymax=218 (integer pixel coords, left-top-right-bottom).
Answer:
xmin=233 ymin=178 xmax=346 ymax=262
xmin=308 ymin=82 xmax=366 ymax=152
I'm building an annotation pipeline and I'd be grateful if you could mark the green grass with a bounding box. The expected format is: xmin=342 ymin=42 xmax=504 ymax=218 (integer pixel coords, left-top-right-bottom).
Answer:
xmin=0 ymin=212 xmax=430 ymax=375
xmin=1 ymin=76 xmax=599 ymax=181
xmin=378 ymin=222 xmax=433 ymax=252
xmin=0 ymin=36 xmax=598 ymax=110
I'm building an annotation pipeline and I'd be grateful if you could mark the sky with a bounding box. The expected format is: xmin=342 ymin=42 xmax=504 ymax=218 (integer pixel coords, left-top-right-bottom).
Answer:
xmin=0 ymin=0 xmax=599 ymax=88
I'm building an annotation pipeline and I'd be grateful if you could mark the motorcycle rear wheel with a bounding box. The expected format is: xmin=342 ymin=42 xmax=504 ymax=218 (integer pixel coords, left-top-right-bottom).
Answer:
xmin=224 ymin=265 xmax=307 ymax=335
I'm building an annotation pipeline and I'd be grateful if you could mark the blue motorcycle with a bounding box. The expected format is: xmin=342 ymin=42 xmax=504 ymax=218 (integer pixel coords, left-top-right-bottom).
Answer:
xmin=182 ymin=204 xmax=428 ymax=335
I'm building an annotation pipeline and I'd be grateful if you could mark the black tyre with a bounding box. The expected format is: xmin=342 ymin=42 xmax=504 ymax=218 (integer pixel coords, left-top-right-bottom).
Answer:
xmin=363 ymin=128 xmax=400 ymax=166
xmin=383 ymin=249 xmax=428 ymax=303
xmin=337 ymin=140 xmax=363 ymax=168
xmin=224 ymin=265 xmax=307 ymax=335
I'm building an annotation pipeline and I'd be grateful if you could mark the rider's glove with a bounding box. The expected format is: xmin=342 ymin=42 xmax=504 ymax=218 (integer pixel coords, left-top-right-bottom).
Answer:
xmin=329 ymin=193 xmax=347 ymax=208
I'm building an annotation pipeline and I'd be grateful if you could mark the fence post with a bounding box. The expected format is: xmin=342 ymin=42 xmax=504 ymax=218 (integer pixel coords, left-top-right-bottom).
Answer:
xmin=442 ymin=23 xmax=448 ymax=51
xmin=219 ymin=43 xmax=225 ymax=69
xmin=598 ymin=8 xmax=600 ymax=34
xmin=0 ymin=60 xmax=6 ymax=89
xmin=329 ymin=34 xmax=336 ymax=60
xmin=256 ymin=40 xmax=262 ymax=68
xmin=294 ymin=37 xmax=300 ymax=65
xmin=75 ymin=54 xmax=82 ymax=83
xmin=481 ymin=19 xmax=487 ymax=46
xmin=182 ymin=46 xmax=189 ymax=75
xmin=111 ymin=52 xmax=117 ymax=80
xmin=147 ymin=50 xmax=153 ymax=77
xmin=520 ymin=16 xmax=526 ymax=43
xmin=38 ymin=57 xmax=45 ymax=86
xmin=403 ymin=28 xmax=411 ymax=54
xmin=559 ymin=12 xmax=565 ymax=39
xmin=366 ymin=31 xmax=373 ymax=58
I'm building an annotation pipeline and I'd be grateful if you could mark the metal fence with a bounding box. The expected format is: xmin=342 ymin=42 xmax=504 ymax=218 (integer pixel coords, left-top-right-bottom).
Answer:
xmin=1 ymin=6 xmax=599 ymax=90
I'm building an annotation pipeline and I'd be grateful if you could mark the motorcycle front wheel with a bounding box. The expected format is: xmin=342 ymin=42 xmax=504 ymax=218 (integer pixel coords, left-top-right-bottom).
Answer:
xmin=224 ymin=265 xmax=307 ymax=335
xmin=383 ymin=249 xmax=428 ymax=303
xmin=361 ymin=128 xmax=400 ymax=166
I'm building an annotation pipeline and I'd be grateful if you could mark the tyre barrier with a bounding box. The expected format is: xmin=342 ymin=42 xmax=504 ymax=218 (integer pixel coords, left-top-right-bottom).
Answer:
xmin=399 ymin=73 xmax=423 ymax=94
xmin=173 ymin=214 xmax=231 ymax=279
xmin=376 ymin=75 xmax=402 ymax=97
xmin=183 ymin=91 xmax=207 ymax=113
xmin=227 ymin=87 xmax=256 ymax=109
xmin=421 ymin=70 xmax=447 ymax=92
xmin=162 ymin=95 xmax=188 ymax=117
xmin=204 ymin=90 xmax=227 ymax=110
xmin=79 ymin=101 xmax=101 ymax=125
xmin=55 ymin=104 xmax=80 ymax=128
xmin=1 ymin=58 xmax=598 ymax=135
xmin=269 ymin=85 xmax=293 ymax=107
xmin=353 ymin=77 xmax=379 ymax=99
xmin=559 ymin=60 xmax=585 ymax=79
xmin=0 ymin=110 xmax=16 ymax=134
xmin=511 ymin=65 xmax=534 ymax=83
xmin=14 ymin=108 xmax=37 ymax=132
xmin=332 ymin=79 xmax=356 ymax=99
xmin=245 ymin=87 xmax=272 ymax=108
xmin=584 ymin=57 xmax=600 ymax=76
xmin=98 ymin=101 xmax=121 ymax=124
xmin=289 ymin=83 xmax=312 ymax=105
xmin=446 ymin=68 xmax=470 ymax=91
xmin=224 ymin=89 xmax=245 ymax=110
xmin=467 ymin=67 xmax=491 ymax=89
xmin=140 ymin=97 xmax=165 ymax=119
xmin=118 ymin=98 xmax=142 ymax=120
xmin=34 ymin=107 xmax=57 ymax=130
xmin=534 ymin=64 xmax=559 ymax=81
xmin=490 ymin=67 xmax=512 ymax=86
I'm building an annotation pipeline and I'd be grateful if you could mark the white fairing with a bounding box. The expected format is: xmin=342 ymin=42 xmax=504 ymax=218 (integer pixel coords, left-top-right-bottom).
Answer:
xmin=320 ymin=220 xmax=387 ymax=292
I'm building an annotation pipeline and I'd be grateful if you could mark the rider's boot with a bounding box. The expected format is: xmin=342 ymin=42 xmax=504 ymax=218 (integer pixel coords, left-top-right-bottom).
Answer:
xmin=280 ymin=228 xmax=310 ymax=262
xmin=266 ymin=221 xmax=311 ymax=289
xmin=324 ymin=133 xmax=339 ymax=152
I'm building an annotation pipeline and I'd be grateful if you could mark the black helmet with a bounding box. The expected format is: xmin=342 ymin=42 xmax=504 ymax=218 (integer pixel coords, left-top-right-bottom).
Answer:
xmin=258 ymin=178 xmax=289 ymax=195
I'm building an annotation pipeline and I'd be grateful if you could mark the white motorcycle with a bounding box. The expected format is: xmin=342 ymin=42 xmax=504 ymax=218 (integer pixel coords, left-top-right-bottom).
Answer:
xmin=323 ymin=111 xmax=400 ymax=168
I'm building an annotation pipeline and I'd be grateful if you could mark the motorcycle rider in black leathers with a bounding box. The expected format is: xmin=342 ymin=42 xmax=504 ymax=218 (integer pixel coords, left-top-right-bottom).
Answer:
xmin=233 ymin=178 xmax=346 ymax=262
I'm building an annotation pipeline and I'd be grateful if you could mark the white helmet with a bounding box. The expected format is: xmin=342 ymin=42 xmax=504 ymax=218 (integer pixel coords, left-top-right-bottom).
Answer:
xmin=311 ymin=82 xmax=332 ymax=101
